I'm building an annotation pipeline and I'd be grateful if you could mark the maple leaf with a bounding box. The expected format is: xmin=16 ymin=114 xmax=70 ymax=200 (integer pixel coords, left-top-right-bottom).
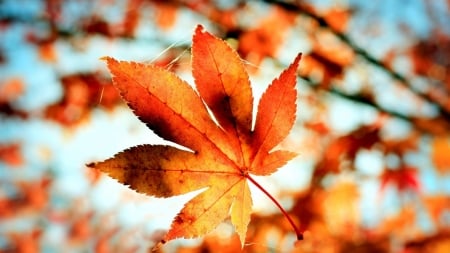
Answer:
xmin=88 ymin=25 xmax=302 ymax=246
xmin=45 ymin=73 xmax=121 ymax=126
xmin=380 ymin=165 xmax=420 ymax=193
xmin=0 ymin=78 xmax=24 ymax=104
xmin=238 ymin=6 xmax=296 ymax=68
xmin=0 ymin=142 xmax=23 ymax=167
xmin=432 ymin=137 xmax=450 ymax=174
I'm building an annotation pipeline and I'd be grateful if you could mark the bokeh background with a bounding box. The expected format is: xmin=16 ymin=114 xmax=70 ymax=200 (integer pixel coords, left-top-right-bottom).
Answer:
xmin=1 ymin=0 xmax=450 ymax=252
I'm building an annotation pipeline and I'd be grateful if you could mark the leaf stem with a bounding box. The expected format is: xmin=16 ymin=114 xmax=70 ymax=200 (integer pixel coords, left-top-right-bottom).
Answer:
xmin=246 ymin=174 xmax=303 ymax=240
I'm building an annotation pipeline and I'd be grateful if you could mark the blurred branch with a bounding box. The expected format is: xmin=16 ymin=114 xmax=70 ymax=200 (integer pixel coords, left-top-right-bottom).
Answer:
xmin=172 ymin=0 xmax=450 ymax=135
xmin=299 ymin=75 xmax=409 ymax=120
xmin=2 ymin=0 xmax=449 ymax=134
xmin=262 ymin=0 xmax=450 ymax=121
xmin=298 ymin=73 xmax=450 ymax=135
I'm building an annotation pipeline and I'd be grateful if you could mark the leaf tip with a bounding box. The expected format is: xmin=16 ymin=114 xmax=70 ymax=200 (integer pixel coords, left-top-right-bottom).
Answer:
xmin=293 ymin=53 xmax=302 ymax=68
xmin=99 ymin=56 xmax=110 ymax=61
xmin=195 ymin=24 xmax=205 ymax=34
xmin=86 ymin=162 xmax=95 ymax=168
xmin=100 ymin=56 xmax=119 ymax=67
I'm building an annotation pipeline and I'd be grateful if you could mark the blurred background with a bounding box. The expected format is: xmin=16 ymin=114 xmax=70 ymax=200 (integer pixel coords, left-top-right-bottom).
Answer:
xmin=1 ymin=0 xmax=449 ymax=252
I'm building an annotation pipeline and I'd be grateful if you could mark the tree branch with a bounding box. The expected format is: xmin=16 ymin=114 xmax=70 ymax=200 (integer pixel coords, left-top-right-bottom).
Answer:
xmin=298 ymin=74 xmax=450 ymax=135
xmin=262 ymin=0 xmax=450 ymax=121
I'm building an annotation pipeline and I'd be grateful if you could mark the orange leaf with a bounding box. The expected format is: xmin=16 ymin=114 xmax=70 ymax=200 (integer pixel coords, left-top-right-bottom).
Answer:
xmin=0 ymin=78 xmax=24 ymax=104
xmin=315 ymin=125 xmax=379 ymax=175
xmin=192 ymin=25 xmax=253 ymax=164
xmin=89 ymin=25 xmax=302 ymax=246
xmin=44 ymin=73 xmax=121 ymax=126
xmin=238 ymin=7 xmax=296 ymax=67
xmin=0 ymin=142 xmax=23 ymax=167
xmin=299 ymin=38 xmax=354 ymax=89
xmin=432 ymin=137 xmax=450 ymax=174
xmin=154 ymin=1 xmax=178 ymax=30
xmin=8 ymin=229 xmax=41 ymax=253
xmin=38 ymin=41 xmax=57 ymax=62
xmin=122 ymin=0 xmax=143 ymax=37
xmin=323 ymin=8 xmax=351 ymax=33
xmin=380 ymin=165 xmax=420 ymax=193
xmin=251 ymin=53 xmax=299 ymax=174
xmin=322 ymin=182 xmax=360 ymax=235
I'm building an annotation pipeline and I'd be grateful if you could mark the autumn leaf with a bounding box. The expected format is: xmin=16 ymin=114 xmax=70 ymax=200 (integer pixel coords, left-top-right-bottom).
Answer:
xmin=88 ymin=24 xmax=302 ymax=246
xmin=122 ymin=0 xmax=143 ymax=37
xmin=44 ymin=73 xmax=121 ymax=126
xmin=314 ymin=125 xmax=379 ymax=176
xmin=8 ymin=229 xmax=42 ymax=253
xmin=238 ymin=6 xmax=296 ymax=68
xmin=299 ymin=43 xmax=354 ymax=89
xmin=432 ymin=137 xmax=450 ymax=174
xmin=38 ymin=41 xmax=57 ymax=62
xmin=380 ymin=165 xmax=420 ymax=193
xmin=153 ymin=1 xmax=178 ymax=30
xmin=0 ymin=142 xmax=23 ymax=167
xmin=321 ymin=182 xmax=360 ymax=235
xmin=423 ymin=195 xmax=450 ymax=226
xmin=323 ymin=8 xmax=352 ymax=33
xmin=0 ymin=77 xmax=24 ymax=104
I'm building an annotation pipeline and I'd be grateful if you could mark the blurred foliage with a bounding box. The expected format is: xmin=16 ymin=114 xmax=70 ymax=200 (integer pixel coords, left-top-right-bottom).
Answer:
xmin=0 ymin=0 xmax=449 ymax=252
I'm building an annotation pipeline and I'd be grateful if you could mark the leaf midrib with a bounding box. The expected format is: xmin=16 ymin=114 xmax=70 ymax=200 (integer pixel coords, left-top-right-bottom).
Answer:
xmin=204 ymin=42 xmax=248 ymax=169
